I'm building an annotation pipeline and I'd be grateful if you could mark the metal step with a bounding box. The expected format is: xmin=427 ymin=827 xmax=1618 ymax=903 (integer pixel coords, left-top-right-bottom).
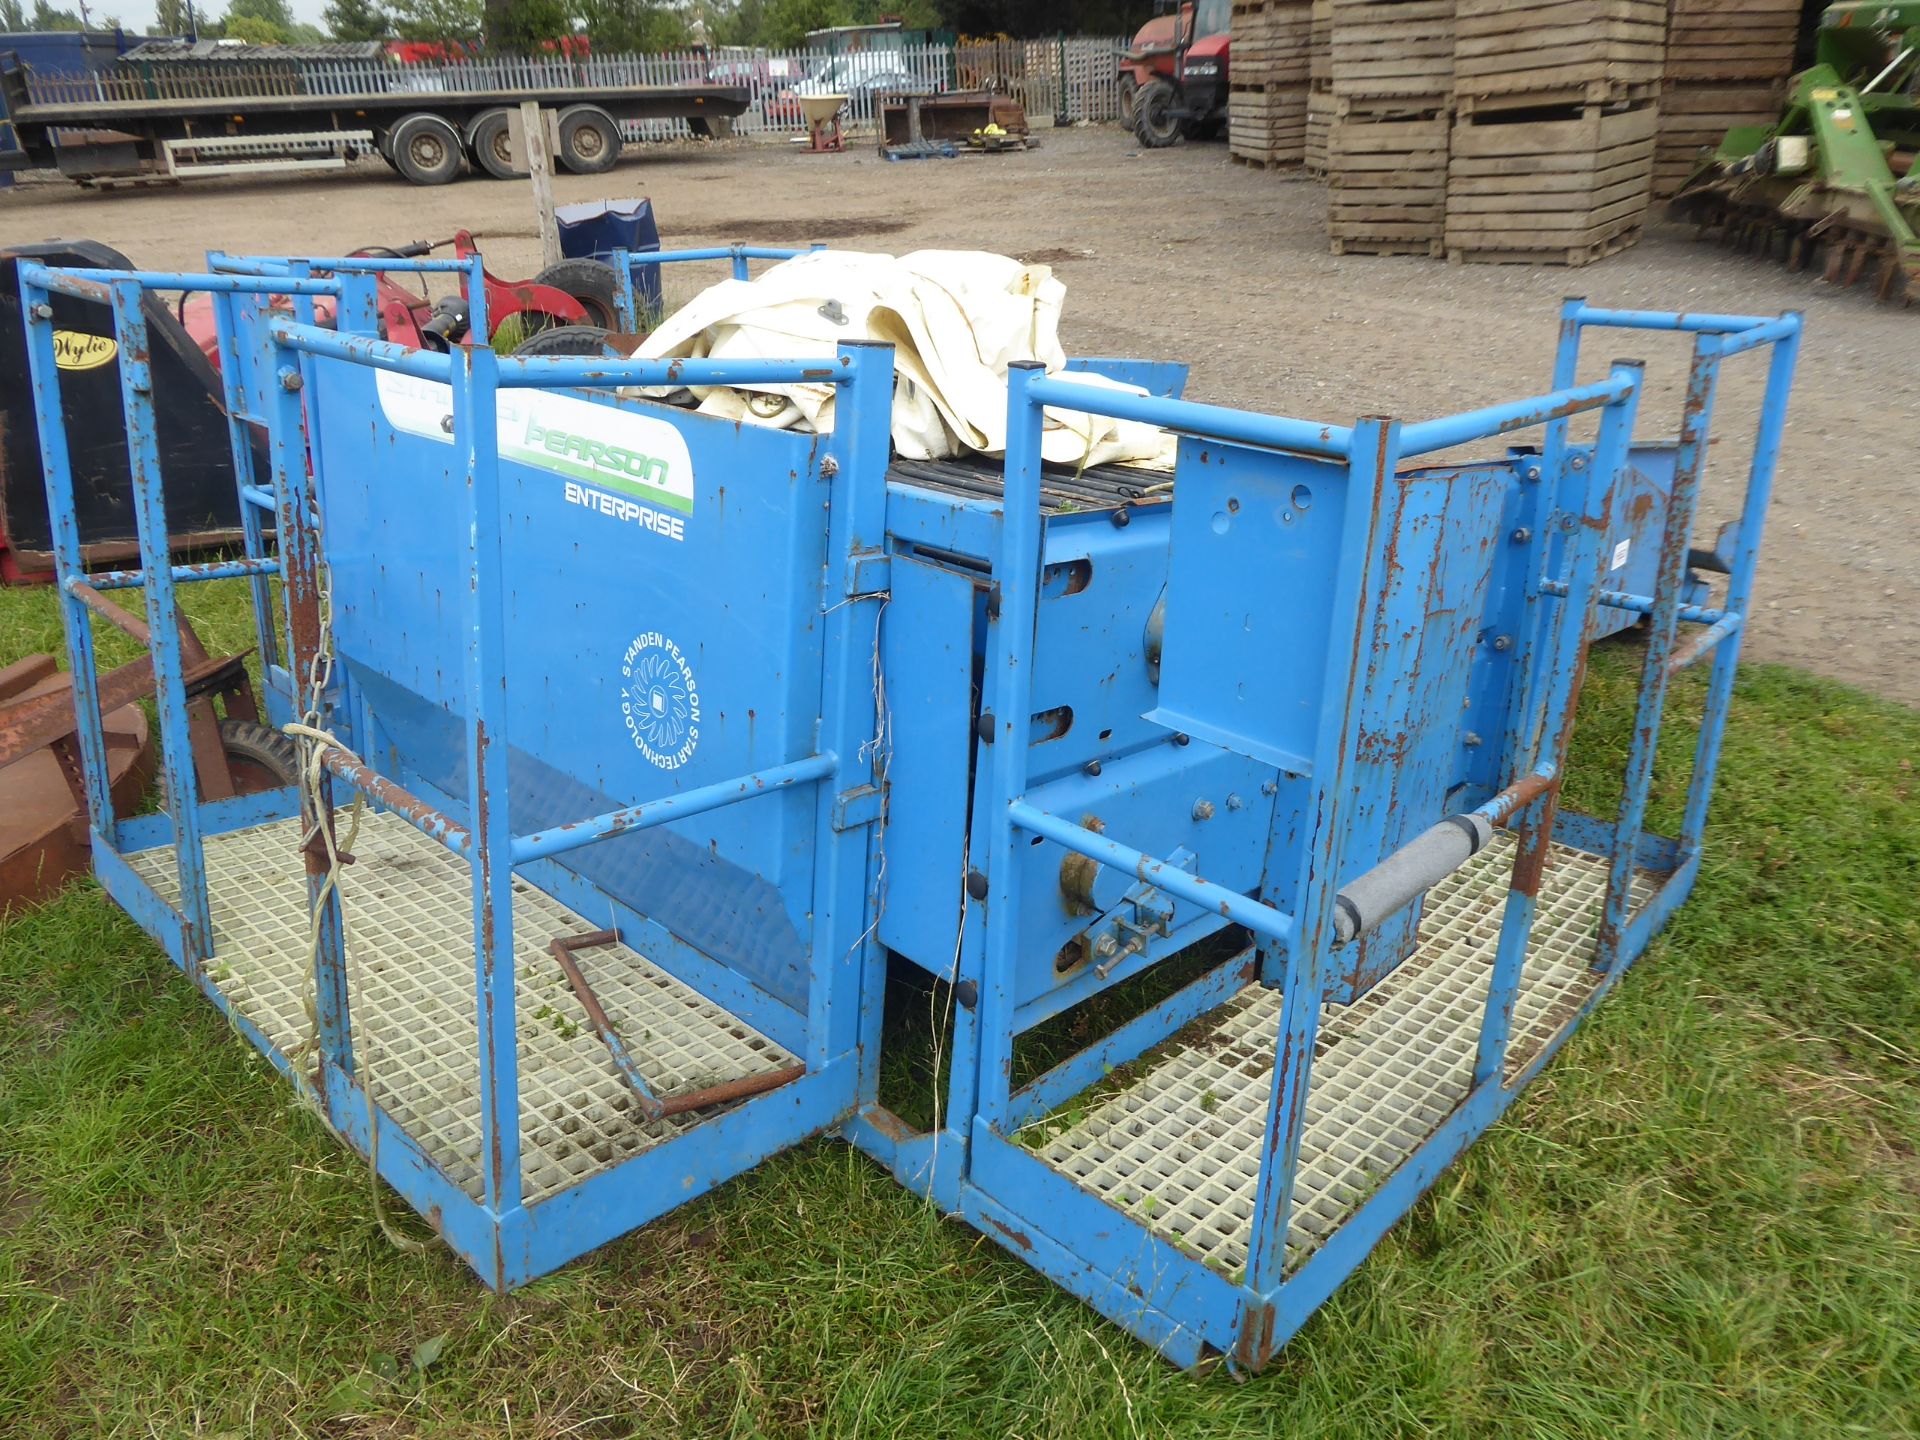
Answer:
xmin=129 ymin=811 xmax=795 ymax=1205
xmin=1027 ymin=837 xmax=1657 ymax=1280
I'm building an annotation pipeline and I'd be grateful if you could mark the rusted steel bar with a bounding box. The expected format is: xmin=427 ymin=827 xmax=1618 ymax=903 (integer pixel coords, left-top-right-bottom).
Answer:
xmin=315 ymin=748 xmax=475 ymax=856
xmin=549 ymin=930 xmax=805 ymax=1122
xmin=1473 ymin=768 xmax=1559 ymax=829
xmin=0 ymin=652 xmax=234 ymax=770
xmin=1665 ymin=612 xmax=1743 ymax=676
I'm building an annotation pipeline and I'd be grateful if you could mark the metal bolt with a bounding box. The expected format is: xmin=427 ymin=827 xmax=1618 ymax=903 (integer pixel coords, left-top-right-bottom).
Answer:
xmin=1192 ymin=799 xmax=1215 ymax=821
xmin=1463 ymin=732 xmax=1483 ymax=748
xmin=1093 ymin=934 xmax=1120 ymax=958
xmin=965 ymin=869 xmax=989 ymax=901
xmin=820 ymin=455 xmax=840 ymax=477
xmin=1226 ymin=793 xmax=1245 ymax=811
xmin=1260 ymin=780 xmax=1278 ymax=796
xmin=1492 ymin=635 xmax=1513 ymax=652
xmin=1111 ymin=506 xmax=1132 ymax=528
xmin=1084 ymin=760 xmax=1102 ymax=777
xmin=278 ymin=367 xmax=303 ymax=391
xmin=1523 ymin=465 xmax=1542 ymax=482
xmin=1561 ymin=514 xmax=1578 ymax=533
xmin=29 ymin=303 xmax=53 ymax=320
xmin=1570 ymin=455 xmax=1587 ymax=471
xmin=1511 ymin=527 xmax=1532 ymax=545
xmin=1172 ymin=732 xmax=1190 ymax=747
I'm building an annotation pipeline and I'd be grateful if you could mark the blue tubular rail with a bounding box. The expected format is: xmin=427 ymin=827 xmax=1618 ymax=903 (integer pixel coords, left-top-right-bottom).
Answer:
xmin=1550 ymin=300 xmax=1804 ymax=975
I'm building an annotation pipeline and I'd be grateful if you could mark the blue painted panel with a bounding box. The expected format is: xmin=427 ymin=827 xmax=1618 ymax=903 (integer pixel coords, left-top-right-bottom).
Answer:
xmin=1150 ymin=438 xmax=1352 ymax=774
xmin=310 ymin=359 xmax=832 ymax=1001
xmin=878 ymin=553 xmax=980 ymax=970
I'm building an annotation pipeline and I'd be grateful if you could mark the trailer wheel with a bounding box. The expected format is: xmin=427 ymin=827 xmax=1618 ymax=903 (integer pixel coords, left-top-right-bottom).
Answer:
xmin=465 ymin=108 xmax=520 ymax=180
xmin=1131 ymin=79 xmax=1185 ymax=148
xmin=217 ymin=719 xmax=302 ymax=794
xmin=557 ymin=105 xmax=621 ymax=174
xmin=389 ymin=112 xmax=464 ymax=186
xmin=513 ymin=324 xmax=621 ymax=357
xmin=1118 ymin=74 xmax=1138 ymax=126
xmin=531 ymin=259 xmax=622 ymax=330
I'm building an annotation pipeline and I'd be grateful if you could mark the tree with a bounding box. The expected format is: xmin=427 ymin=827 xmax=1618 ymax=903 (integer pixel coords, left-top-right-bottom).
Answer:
xmin=152 ymin=0 xmax=194 ymax=32
xmin=223 ymin=12 xmax=290 ymax=40
xmin=388 ymin=0 xmax=478 ymax=41
xmin=0 ymin=0 xmax=26 ymax=30
xmin=490 ymin=0 xmax=561 ymax=48
xmin=26 ymin=0 xmax=86 ymax=27
xmin=574 ymin=0 xmax=687 ymax=51
xmin=223 ymin=0 xmax=294 ymax=29
xmin=761 ymin=0 xmax=843 ymax=48
xmin=322 ymin=0 xmax=389 ymax=38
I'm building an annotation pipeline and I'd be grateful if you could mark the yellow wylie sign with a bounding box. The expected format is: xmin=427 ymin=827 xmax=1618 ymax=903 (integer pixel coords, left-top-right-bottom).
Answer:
xmin=52 ymin=330 xmax=118 ymax=371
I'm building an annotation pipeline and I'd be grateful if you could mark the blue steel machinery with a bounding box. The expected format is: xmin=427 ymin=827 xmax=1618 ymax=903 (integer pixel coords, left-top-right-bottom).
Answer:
xmin=19 ymin=244 xmax=1800 ymax=1372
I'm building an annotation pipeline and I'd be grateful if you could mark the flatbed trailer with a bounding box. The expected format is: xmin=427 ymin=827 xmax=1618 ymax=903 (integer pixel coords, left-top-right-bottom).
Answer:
xmin=0 ymin=67 xmax=749 ymax=186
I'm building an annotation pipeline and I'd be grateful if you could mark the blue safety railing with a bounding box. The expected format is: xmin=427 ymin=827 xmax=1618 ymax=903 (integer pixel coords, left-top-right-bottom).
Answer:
xmin=18 ymin=253 xmax=896 ymax=1290
xmin=951 ymin=306 xmax=1801 ymax=1369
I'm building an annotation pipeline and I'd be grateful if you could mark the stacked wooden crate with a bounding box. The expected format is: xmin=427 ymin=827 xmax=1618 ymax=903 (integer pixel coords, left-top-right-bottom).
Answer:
xmin=1326 ymin=0 xmax=1455 ymax=254
xmin=1654 ymin=0 xmax=1801 ymax=199
xmin=1230 ymin=0 xmax=1315 ymax=168
xmin=1306 ymin=0 xmax=1334 ymax=175
xmin=1444 ymin=0 xmax=1665 ymax=266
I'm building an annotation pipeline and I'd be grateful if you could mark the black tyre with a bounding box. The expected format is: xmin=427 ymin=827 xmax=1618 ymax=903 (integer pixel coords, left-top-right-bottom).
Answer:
xmin=1132 ymin=79 xmax=1185 ymax=149
xmin=1118 ymin=74 xmax=1138 ymax=126
xmin=465 ymin=107 xmax=520 ymax=180
xmin=218 ymin=719 xmax=302 ymax=794
xmin=556 ymin=104 xmax=621 ymax=175
xmin=389 ymin=112 xmax=464 ymax=186
xmin=513 ymin=324 xmax=621 ymax=356
xmin=532 ymin=258 xmax=622 ymax=330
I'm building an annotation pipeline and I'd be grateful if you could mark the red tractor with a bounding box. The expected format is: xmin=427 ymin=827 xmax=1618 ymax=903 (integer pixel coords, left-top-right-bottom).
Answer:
xmin=1119 ymin=0 xmax=1232 ymax=147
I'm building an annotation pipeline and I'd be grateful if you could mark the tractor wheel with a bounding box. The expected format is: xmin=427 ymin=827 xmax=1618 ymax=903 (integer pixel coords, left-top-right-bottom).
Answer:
xmin=513 ymin=324 xmax=621 ymax=357
xmin=389 ymin=112 xmax=464 ymax=186
xmin=465 ymin=108 xmax=520 ymax=180
xmin=1132 ymin=80 xmax=1185 ymax=148
xmin=1118 ymin=74 xmax=1139 ymax=127
xmin=557 ymin=105 xmax=621 ymax=175
xmin=531 ymin=258 xmax=622 ymax=330
xmin=217 ymin=719 xmax=302 ymax=794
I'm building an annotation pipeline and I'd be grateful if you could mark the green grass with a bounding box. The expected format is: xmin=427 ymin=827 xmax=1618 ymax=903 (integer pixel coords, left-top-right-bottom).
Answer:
xmin=1 ymin=605 xmax=1916 ymax=1436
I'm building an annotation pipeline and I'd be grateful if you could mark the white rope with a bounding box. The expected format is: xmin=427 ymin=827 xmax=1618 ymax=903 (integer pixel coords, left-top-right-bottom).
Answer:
xmin=281 ymin=494 xmax=426 ymax=1254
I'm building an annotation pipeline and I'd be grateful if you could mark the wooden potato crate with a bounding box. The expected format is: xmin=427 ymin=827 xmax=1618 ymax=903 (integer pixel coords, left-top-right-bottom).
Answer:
xmin=1309 ymin=0 xmax=1334 ymax=88
xmin=1329 ymin=0 xmax=1456 ymax=104
xmin=1231 ymin=83 xmax=1312 ymax=166
xmin=1307 ymin=87 xmax=1336 ymax=174
xmin=1234 ymin=0 xmax=1316 ymax=87
xmin=1454 ymin=0 xmax=1666 ymax=112
xmin=1445 ymin=100 xmax=1657 ymax=265
xmin=1328 ymin=106 xmax=1451 ymax=255
xmin=1664 ymin=0 xmax=1800 ymax=84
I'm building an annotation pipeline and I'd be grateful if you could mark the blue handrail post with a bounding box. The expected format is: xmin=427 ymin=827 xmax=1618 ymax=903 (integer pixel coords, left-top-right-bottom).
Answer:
xmin=730 ymin=244 xmax=750 ymax=281
xmin=805 ymin=341 xmax=894 ymax=1072
xmin=210 ymin=287 xmax=283 ymax=687
xmin=267 ymin=327 xmax=354 ymax=1085
xmin=452 ymin=338 xmax=522 ymax=1220
xmin=1679 ymin=315 xmax=1802 ymax=855
xmin=111 ymin=277 xmax=215 ymax=968
xmin=1593 ymin=339 xmax=1723 ymax=974
xmin=971 ymin=361 xmax=1049 ymax=1135
xmin=1475 ymin=363 xmax=1643 ymax=1086
xmin=1243 ymin=415 xmax=1402 ymax=1305
xmin=608 ymin=245 xmax=638 ymax=332
xmin=18 ymin=269 xmax=117 ymax=844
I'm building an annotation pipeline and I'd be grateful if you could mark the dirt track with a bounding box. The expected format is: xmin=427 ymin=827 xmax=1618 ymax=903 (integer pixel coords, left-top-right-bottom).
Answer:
xmin=3 ymin=126 xmax=1913 ymax=703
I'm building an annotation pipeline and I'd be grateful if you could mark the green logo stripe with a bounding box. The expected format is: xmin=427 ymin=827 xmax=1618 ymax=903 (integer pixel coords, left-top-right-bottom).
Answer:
xmin=503 ymin=442 xmax=695 ymax=513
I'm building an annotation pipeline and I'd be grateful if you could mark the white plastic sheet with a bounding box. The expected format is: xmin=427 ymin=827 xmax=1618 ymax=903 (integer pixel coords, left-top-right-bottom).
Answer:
xmin=632 ymin=249 xmax=1176 ymax=470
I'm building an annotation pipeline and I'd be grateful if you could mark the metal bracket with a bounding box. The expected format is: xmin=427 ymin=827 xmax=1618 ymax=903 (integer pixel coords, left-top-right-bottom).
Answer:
xmin=832 ymin=783 xmax=884 ymax=832
xmin=848 ymin=549 xmax=891 ymax=597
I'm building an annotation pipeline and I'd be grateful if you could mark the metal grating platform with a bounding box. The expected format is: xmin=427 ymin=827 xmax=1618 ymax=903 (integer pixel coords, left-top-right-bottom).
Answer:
xmin=1031 ymin=837 xmax=1657 ymax=1279
xmin=130 ymin=812 xmax=797 ymax=1206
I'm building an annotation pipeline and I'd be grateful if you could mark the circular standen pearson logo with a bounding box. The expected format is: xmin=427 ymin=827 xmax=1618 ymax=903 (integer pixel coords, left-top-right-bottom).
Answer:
xmin=620 ymin=631 xmax=701 ymax=770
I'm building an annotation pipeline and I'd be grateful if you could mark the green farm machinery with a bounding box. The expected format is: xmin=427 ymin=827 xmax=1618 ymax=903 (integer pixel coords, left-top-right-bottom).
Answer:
xmin=1673 ymin=1 xmax=1920 ymax=302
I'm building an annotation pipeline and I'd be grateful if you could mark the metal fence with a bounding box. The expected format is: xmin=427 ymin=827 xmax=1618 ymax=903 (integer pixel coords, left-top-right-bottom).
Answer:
xmin=21 ymin=38 xmax=1134 ymax=139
